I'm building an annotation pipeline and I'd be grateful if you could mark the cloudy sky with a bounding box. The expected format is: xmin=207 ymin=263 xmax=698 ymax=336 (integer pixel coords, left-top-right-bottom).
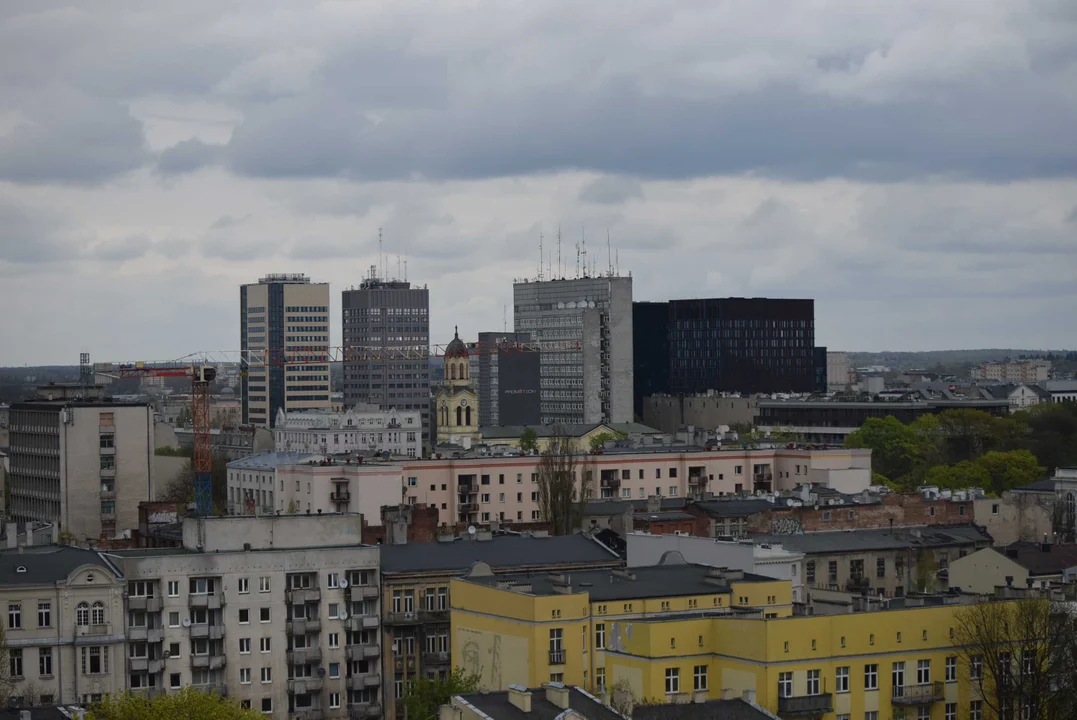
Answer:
xmin=2 ymin=0 xmax=1075 ymax=366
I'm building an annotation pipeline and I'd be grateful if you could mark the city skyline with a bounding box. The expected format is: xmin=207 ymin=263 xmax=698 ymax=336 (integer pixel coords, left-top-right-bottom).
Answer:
xmin=2 ymin=1 xmax=1076 ymax=366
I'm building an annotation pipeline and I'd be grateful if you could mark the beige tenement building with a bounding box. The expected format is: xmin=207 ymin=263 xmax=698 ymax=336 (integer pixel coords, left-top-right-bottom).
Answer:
xmin=7 ymin=388 xmax=155 ymax=541
xmin=241 ymin=274 xmax=332 ymax=428
xmin=0 ymin=541 xmax=127 ymax=706
xmin=109 ymin=515 xmax=382 ymax=720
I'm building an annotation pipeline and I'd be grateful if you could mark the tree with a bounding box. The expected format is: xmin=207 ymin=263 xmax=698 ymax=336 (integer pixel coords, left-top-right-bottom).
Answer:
xmin=928 ymin=409 xmax=1005 ymax=465
xmin=588 ymin=430 xmax=626 ymax=453
xmin=0 ymin=622 xmax=12 ymax=705
xmin=158 ymin=453 xmax=230 ymax=512
xmin=88 ymin=687 xmax=263 ymax=720
xmin=953 ymin=597 xmax=1077 ymax=720
xmin=922 ymin=460 xmax=991 ymax=491
xmin=400 ymin=667 xmax=480 ymax=720
xmin=912 ymin=549 xmax=938 ymax=593
xmin=537 ymin=429 xmax=589 ymax=535
xmin=845 ymin=416 xmax=927 ymax=487
xmin=975 ymin=449 xmax=1045 ymax=496
xmin=519 ymin=426 xmax=538 ymax=454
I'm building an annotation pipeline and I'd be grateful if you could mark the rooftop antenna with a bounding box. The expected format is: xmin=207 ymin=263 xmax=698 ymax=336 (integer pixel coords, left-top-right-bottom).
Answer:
xmin=616 ymin=248 xmax=620 ymax=276
xmin=581 ymin=229 xmax=588 ymax=278
xmin=538 ymin=232 xmax=544 ymax=282
xmin=607 ymin=229 xmax=613 ymax=277
xmin=378 ymin=227 xmax=384 ymax=280
xmin=397 ymin=254 xmax=401 ymax=281
xmin=503 ymin=304 xmax=507 ymax=333
xmin=575 ymin=241 xmax=581 ymax=279
xmin=557 ymin=226 xmax=562 ymax=280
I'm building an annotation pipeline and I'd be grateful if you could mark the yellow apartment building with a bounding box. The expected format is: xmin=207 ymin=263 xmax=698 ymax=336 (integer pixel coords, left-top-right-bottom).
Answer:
xmin=451 ymin=560 xmax=993 ymax=720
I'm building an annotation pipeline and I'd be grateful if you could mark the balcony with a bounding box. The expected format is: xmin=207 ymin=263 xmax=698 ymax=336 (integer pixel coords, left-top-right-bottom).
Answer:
xmin=347 ymin=704 xmax=383 ymax=720
xmin=347 ymin=644 xmax=380 ymax=661
xmin=331 ymin=490 xmax=351 ymax=504
xmin=891 ymin=682 xmax=945 ymax=706
xmin=350 ymin=585 xmax=379 ymax=602
xmin=420 ymin=607 xmax=449 ymax=623
xmin=129 ymin=687 xmax=164 ymax=701
xmin=192 ymin=655 xmax=227 ymax=670
xmin=287 ymin=647 xmax=323 ymax=665
xmin=778 ymin=693 xmax=834 ymax=717
xmin=100 ymin=489 xmax=116 ymax=500
xmin=192 ymin=682 xmax=228 ymax=697
xmin=457 ymin=502 xmax=476 ymax=513
xmin=287 ymin=588 xmax=322 ymax=605
xmin=549 ymin=650 xmax=565 ymax=665
xmin=75 ymin=623 xmax=113 ymax=644
xmin=127 ymin=596 xmax=162 ymax=613
xmin=288 ymin=618 xmax=322 ymax=635
xmin=189 ymin=594 xmax=224 ymax=609
xmin=393 ymin=656 xmax=417 ymax=674
xmin=423 ymin=651 xmax=450 ymax=666
xmin=386 ymin=611 xmax=421 ymax=625
xmin=347 ymin=673 xmax=381 ymax=691
xmin=288 ymin=677 xmax=324 ymax=695
xmin=100 ymin=466 xmax=116 ymax=478
xmin=190 ymin=624 xmax=226 ymax=640
xmin=293 ymin=710 xmax=326 ymax=720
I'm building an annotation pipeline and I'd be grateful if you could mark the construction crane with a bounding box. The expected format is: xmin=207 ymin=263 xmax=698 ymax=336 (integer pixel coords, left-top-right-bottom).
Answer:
xmin=89 ymin=338 xmax=580 ymax=516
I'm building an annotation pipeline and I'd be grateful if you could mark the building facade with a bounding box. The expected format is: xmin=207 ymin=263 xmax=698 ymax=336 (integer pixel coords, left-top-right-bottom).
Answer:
xmin=513 ymin=276 xmax=633 ymax=426
xmin=111 ymin=516 xmax=382 ymax=720
xmin=474 ymin=332 xmax=539 ymax=428
xmin=341 ymin=275 xmax=431 ymax=439
xmin=7 ymin=397 xmax=154 ymax=541
xmin=970 ymin=360 xmax=1051 ymax=383
xmin=275 ymin=408 xmax=423 ymax=459
xmin=434 ymin=332 xmax=480 ymax=448
xmin=241 ymin=274 xmax=332 ymax=428
xmin=0 ymin=544 xmax=127 ymax=706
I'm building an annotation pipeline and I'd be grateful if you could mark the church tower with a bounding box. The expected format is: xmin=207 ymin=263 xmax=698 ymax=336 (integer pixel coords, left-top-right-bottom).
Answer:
xmin=435 ymin=327 xmax=481 ymax=446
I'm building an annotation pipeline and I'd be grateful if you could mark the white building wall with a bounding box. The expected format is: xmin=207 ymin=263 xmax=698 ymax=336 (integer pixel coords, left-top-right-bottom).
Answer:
xmin=275 ymin=408 xmax=422 ymax=458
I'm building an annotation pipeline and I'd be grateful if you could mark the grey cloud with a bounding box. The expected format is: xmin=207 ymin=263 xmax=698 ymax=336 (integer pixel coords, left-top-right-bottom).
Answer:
xmin=209 ymin=214 xmax=251 ymax=231
xmin=579 ymin=175 xmax=645 ymax=204
xmin=87 ymin=234 xmax=152 ymax=262
xmin=0 ymin=198 xmax=69 ymax=263
xmin=157 ymin=138 xmax=225 ymax=175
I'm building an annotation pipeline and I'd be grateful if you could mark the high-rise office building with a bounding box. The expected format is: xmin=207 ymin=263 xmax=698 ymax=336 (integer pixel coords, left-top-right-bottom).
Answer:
xmin=241 ymin=274 xmax=332 ymax=428
xmin=634 ymin=297 xmax=816 ymax=399
xmin=342 ymin=271 xmax=430 ymax=437
xmin=474 ymin=332 xmax=539 ymax=427
xmin=513 ymin=276 xmax=633 ymax=425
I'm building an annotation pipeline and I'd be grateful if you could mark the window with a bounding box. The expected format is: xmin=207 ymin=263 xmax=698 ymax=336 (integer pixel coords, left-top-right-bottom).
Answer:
xmin=240 ymin=668 xmax=252 ymax=684
xmin=550 ymin=673 xmax=564 ymax=683
xmin=876 ymin=558 xmax=886 ymax=578
xmin=970 ymin=655 xmax=983 ymax=680
xmin=38 ymin=602 xmax=51 ymax=628
xmin=892 ymin=662 xmax=905 ymax=696
xmin=595 ymin=623 xmax=605 ymax=650
xmin=329 ymin=693 xmax=340 ymax=709
xmin=828 ymin=561 xmax=838 ymax=584
xmin=169 ymin=642 xmax=180 ymax=658
xmin=167 ymin=580 xmax=179 ymax=597
xmin=39 ymin=647 xmax=52 ymax=676
xmin=945 ymin=656 xmax=956 ymax=682
xmin=259 ymin=577 xmax=271 ymax=593
xmin=735 ymin=465 xmax=743 ymax=475
xmin=778 ymin=672 xmax=792 ymax=698
xmin=260 ymin=637 xmax=271 ymax=653
xmin=549 ymin=628 xmax=563 ymax=659
xmin=81 ymin=646 xmax=108 ymax=674
xmin=970 ymin=701 xmax=982 ymax=720
xmin=917 ymin=708 xmax=930 ymax=720
xmin=864 ymin=664 xmax=878 ymax=690
xmin=596 ymin=667 xmax=606 ymax=690
xmin=9 ymin=649 xmax=22 ymax=678
xmin=238 ymin=578 xmax=250 ymax=594
xmin=259 ymin=608 xmax=270 ymax=623
xmin=806 ymin=561 xmax=815 ymax=584
xmin=239 ymin=638 xmax=251 ymax=654
xmin=91 ymin=602 xmax=105 ymax=625
xmin=917 ymin=659 xmax=930 ymax=684
xmin=807 ymin=669 xmax=820 ymax=695
xmin=945 ymin=703 xmax=957 ymax=720
xmin=261 ymin=667 xmax=272 ymax=683
xmin=665 ymin=667 xmax=679 ymax=694
xmin=329 ymin=603 xmax=339 ymax=619
xmin=329 ymin=633 xmax=339 ymax=648
xmin=694 ymin=665 xmax=708 ymax=691
xmin=836 ymin=666 xmax=849 ymax=693
xmin=261 ymin=698 xmax=272 ymax=714
xmin=329 ymin=662 xmax=340 ymax=678
xmin=866 ymin=714 xmax=878 ymax=720
xmin=8 ymin=603 xmax=21 ymax=629
xmin=239 ymin=609 xmax=250 ymax=624
xmin=170 ymin=673 xmax=181 ymax=689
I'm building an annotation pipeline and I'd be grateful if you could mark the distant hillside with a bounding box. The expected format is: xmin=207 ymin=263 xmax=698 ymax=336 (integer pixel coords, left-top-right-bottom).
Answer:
xmin=846 ymin=349 xmax=1076 ymax=372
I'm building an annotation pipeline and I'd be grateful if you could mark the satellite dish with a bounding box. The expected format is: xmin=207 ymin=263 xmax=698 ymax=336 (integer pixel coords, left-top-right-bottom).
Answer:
xmin=467 ymin=525 xmax=477 ymax=536
xmin=339 ymin=611 xmax=349 ymax=620
xmin=182 ymin=618 xmax=191 ymax=627
xmin=339 ymin=579 xmax=349 ymax=589
xmin=317 ymin=667 xmax=327 ymax=678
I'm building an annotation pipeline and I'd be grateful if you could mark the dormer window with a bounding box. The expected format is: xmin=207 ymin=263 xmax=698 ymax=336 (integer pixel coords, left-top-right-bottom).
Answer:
xmin=15 ymin=565 xmax=26 ymax=573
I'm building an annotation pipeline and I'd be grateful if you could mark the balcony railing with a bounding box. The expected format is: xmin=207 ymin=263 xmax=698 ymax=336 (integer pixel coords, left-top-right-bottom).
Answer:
xmin=331 ymin=491 xmax=351 ymax=503
xmin=75 ymin=623 xmax=112 ymax=643
xmin=891 ymin=682 xmax=945 ymax=706
xmin=350 ymin=585 xmax=379 ymax=602
xmin=287 ymin=618 xmax=322 ymax=635
xmin=129 ymin=687 xmax=164 ymax=701
xmin=128 ymin=657 xmax=164 ymax=673
xmin=127 ymin=596 xmax=162 ymax=613
xmin=287 ymin=678 xmax=324 ymax=695
xmin=386 ymin=611 xmax=421 ymax=625
xmin=192 ymin=682 xmax=228 ymax=697
xmin=778 ymin=693 xmax=834 ymax=717
xmin=549 ymin=650 xmax=565 ymax=665
xmin=287 ymin=647 xmax=323 ymax=665
xmin=347 ymin=644 xmax=380 ymax=661
xmin=420 ymin=607 xmax=449 ymax=622
xmin=191 ymin=655 xmax=227 ymax=670
xmin=293 ymin=710 xmax=326 ymax=720
xmin=189 ymin=594 xmax=224 ymax=609
xmin=347 ymin=704 xmax=383 ymax=720
xmin=423 ymin=651 xmax=450 ymax=665
xmin=287 ymin=588 xmax=322 ymax=605
xmin=190 ymin=624 xmax=226 ymax=640
xmin=347 ymin=673 xmax=381 ymax=691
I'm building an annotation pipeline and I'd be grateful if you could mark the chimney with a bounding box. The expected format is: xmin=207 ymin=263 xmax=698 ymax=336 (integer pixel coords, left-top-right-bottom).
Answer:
xmin=742 ymin=689 xmax=757 ymax=705
xmin=7 ymin=527 xmax=17 ymax=549
xmin=721 ymin=689 xmax=737 ymax=700
xmin=51 ymin=523 xmax=59 ymax=545
xmin=508 ymin=685 xmax=532 ymax=713
xmin=647 ymin=496 xmax=661 ymax=513
xmin=545 ymin=682 xmax=570 ymax=710
xmin=25 ymin=522 xmax=33 ymax=547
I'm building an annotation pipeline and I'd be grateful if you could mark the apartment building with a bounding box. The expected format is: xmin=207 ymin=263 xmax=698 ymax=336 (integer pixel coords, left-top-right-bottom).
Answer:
xmin=226 ymin=453 xmax=403 ymax=519
xmin=0 ymin=542 xmax=126 ymax=706
xmin=449 ymin=558 xmax=1014 ymax=720
xmin=377 ymin=533 xmax=622 ymax=718
xmin=241 ymin=273 xmax=332 ymax=428
xmin=7 ymin=389 xmax=154 ymax=541
xmin=341 ymin=274 xmax=430 ymax=438
xmin=274 ymin=408 xmax=423 ymax=458
xmin=473 ymin=332 xmax=538 ymax=428
xmin=108 ymin=515 xmax=382 ymax=720
xmin=970 ymin=359 xmax=1051 ymax=383
xmin=513 ymin=275 xmax=633 ymax=425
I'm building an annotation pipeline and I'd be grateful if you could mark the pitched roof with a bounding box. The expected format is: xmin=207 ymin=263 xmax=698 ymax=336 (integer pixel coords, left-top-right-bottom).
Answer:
xmin=379 ymin=533 xmax=620 ymax=574
xmin=454 ymin=686 xmax=623 ymax=720
xmin=1004 ymin=542 xmax=1077 ymax=575
xmin=1013 ymin=478 xmax=1058 ymax=493
xmin=634 ymin=699 xmax=778 ymax=720
xmin=751 ymin=525 xmax=989 ymax=555
xmin=0 ymin=546 xmax=120 ymax=587
xmin=0 ymin=707 xmax=86 ymax=720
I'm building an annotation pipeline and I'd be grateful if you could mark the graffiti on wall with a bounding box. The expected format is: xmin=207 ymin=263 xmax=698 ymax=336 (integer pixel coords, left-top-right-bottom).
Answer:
xmin=770 ymin=516 xmax=804 ymax=535
xmin=456 ymin=627 xmax=529 ymax=690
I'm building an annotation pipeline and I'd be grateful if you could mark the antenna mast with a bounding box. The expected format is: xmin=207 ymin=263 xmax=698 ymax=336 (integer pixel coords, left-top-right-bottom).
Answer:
xmin=378 ymin=227 xmax=384 ymax=280
xmin=607 ymin=229 xmax=613 ymax=277
xmin=538 ymin=232 xmax=544 ymax=282
xmin=581 ymin=229 xmax=588 ymax=278
xmin=557 ymin=226 xmax=562 ymax=280
xmin=575 ymin=242 xmax=580 ymax=279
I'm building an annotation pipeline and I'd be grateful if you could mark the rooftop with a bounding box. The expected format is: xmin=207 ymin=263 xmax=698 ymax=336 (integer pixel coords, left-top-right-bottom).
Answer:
xmin=634 ymin=698 xmax=778 ymax=720
xmin=454 ymin=685 xmax=623 ymax=720
xmin=478 ymin=422 xmax=662 ymax=440
xmin=226 ymin=451 xmax=320 ymax=469
xmin=585 ymin=498 xmax=689 ymax=517
xmin=380 ymin=533 xmax=620 ymax=575
xmin=0 ymin=546 xmax=121 ymax=587
xmin=466 ymin=562 xmax=777 ymax=601
xmin=751 ymin=525 xmax=990 ymax=554
xmin=1003 ymin=542 xmax=1077 ymax=575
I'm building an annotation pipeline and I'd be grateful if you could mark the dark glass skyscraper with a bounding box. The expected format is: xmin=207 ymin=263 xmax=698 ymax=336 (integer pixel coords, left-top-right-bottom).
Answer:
xmin=634 ymin=297 xmax=816 ymax=400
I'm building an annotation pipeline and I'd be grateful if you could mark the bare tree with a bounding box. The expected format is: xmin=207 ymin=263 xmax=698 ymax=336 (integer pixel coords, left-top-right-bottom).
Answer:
xmin=0 ymin=622 xmax=12 ymax=705
xmin=536 ymin=429 xmax=589 ymax=535
xmin=953 ymin=596 xmax=1077 ymax=720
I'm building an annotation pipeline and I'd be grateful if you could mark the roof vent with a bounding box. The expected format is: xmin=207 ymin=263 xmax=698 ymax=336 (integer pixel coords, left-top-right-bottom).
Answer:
xmin=16 ymin=565 xmax=27 ymax=573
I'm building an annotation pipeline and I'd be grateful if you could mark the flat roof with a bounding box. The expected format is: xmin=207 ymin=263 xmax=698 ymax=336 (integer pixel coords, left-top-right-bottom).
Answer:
xmin=752 ymin=525 xmax=989 ymax=554
xmin=466 ymin=563 xmax=778 ymax=601
xmin=456 ymin=686 xmax=622 ymax=720
xmin=380 ymin=533 xmax=620 ymax=574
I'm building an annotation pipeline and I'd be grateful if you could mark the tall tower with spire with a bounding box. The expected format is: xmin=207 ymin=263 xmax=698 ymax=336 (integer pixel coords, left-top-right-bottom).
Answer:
xmin=434 ymin=326 xmax=480 ymax=448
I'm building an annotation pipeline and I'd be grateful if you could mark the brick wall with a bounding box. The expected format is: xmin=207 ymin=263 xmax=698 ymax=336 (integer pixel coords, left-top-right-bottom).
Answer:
xmin=744 ymin=493 xmax=975 ymax=534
